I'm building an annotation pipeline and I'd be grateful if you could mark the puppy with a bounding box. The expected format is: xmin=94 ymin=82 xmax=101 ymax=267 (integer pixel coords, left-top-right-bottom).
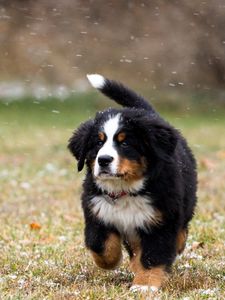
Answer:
xmin=68 ymin=74 xmax=197 ymax=292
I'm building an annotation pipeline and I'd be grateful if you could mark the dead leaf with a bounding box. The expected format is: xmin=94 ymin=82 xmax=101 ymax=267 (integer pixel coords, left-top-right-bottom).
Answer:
xmin=30 ymin=222 xmax=41 ymax=230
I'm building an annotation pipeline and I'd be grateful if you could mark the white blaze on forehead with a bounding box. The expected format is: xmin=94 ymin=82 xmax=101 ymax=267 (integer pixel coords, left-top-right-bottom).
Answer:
xmin=103 ymin=113 xmax=121 ymax=140
xmin=94 ymin=114 xmax=121 ymax=177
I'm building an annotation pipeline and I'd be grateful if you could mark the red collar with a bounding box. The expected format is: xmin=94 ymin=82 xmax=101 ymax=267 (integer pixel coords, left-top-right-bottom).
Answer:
xmin=106 ymin=190 xmax=128 ymax=200
xmin=103 ymin=190 xmax=137 ymax=204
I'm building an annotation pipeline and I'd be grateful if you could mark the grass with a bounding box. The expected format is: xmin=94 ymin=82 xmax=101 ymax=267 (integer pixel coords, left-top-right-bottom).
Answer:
xmin=0 ymin=96 xmax=225 ymax=299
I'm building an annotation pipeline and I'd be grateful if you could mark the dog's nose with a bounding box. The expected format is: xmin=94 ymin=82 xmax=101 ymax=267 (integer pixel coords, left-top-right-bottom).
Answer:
xmin=98 ymin=155 xmax=113 ymax=167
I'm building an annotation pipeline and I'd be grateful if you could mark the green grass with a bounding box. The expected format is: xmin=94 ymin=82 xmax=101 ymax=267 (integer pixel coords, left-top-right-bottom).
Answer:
xmin=0 ymin=97 xmax=225 ymax=299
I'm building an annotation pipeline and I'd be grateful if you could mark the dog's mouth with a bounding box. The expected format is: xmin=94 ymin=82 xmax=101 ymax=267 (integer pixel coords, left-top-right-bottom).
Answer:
xmin=96 ymin=171 xmax=124 ymax=180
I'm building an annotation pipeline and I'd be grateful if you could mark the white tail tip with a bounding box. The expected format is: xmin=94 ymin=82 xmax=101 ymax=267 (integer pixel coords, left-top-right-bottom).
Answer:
xmin=86 ymin=74 xmax=105 ymax=89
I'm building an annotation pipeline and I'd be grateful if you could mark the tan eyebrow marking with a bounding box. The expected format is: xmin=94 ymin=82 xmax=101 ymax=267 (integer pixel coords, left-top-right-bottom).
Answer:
xmin=98 ymin=132 xmax=105 ymax=141
xmin=117 ymin=132 xmax=126 ymax=142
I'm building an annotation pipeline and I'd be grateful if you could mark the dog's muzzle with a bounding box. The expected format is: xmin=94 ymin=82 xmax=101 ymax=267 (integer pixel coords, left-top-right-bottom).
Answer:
xmin=95 ymin=155 xmax=115 ymax=177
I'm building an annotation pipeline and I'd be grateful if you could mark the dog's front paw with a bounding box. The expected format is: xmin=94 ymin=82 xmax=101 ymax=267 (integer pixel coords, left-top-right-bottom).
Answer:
xmin=130 ymin=284 xmax=159 ymax=293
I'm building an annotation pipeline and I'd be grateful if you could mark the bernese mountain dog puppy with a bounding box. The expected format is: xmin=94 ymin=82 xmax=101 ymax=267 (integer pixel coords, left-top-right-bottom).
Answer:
xmin=68 ymin=74 xmax=197 ymax=293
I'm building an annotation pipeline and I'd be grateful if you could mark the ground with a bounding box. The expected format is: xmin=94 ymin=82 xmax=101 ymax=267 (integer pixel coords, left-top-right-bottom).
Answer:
xmin=0 ymin=97 xmax=224 ymax=299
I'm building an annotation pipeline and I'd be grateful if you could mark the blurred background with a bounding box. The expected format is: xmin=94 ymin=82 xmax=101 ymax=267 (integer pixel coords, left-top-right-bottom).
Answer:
xmin=1 ymin=2 xmax=225 ymax=298
xmin=0 ymin=0 xmax=225 ymax=109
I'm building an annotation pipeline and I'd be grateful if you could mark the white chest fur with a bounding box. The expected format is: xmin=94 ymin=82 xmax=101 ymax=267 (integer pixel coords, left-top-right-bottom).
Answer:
xmin=90 ymin=195 xmax=160 ymax=235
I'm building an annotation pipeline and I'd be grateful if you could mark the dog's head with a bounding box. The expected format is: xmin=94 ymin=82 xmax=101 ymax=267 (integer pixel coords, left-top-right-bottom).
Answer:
xmin=68 ymin=109 xmax=177 ymax=193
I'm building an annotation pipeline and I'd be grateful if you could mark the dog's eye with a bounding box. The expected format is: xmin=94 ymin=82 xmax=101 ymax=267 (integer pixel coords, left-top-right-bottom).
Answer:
xmin=97 ymin=140 xmax=104 ymax=146
xmin=121 ymin=141 xmax=129 ymax=147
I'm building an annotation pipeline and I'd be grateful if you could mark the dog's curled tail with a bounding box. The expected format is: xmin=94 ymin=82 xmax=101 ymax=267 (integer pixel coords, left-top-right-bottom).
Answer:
xmin=86 ymin=74 xmax=156 ymax=113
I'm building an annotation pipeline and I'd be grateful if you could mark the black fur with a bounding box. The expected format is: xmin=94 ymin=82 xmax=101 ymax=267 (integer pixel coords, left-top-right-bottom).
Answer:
xmin=68 ymin=119 xmax=94 ymax=171
xmin=101 ymin=78 xmax=156 ymax=113
xmin=68 ymin=77 xmax=197 ymax=279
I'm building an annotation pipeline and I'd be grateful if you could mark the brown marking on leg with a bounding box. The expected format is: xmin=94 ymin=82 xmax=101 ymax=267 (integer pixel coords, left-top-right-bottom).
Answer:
xmin=118 ymin=157 xmax=147 ymax=182
xmin=91 ymin=233 xmax=122 ymax=270
xmin=130 ymin=244 xmax=167 ymax=288
xmin=176 ymin=228 xmax=187 ymax=254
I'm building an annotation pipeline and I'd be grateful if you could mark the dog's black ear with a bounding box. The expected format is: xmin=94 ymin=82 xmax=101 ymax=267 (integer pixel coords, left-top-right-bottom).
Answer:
xmin=147 ymin=123 xmax=178 ymax=161
xmin=68 ymin=119 xmax=94 ymax=171
xmin=130 ymin=114 xmax=178 ymax=162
